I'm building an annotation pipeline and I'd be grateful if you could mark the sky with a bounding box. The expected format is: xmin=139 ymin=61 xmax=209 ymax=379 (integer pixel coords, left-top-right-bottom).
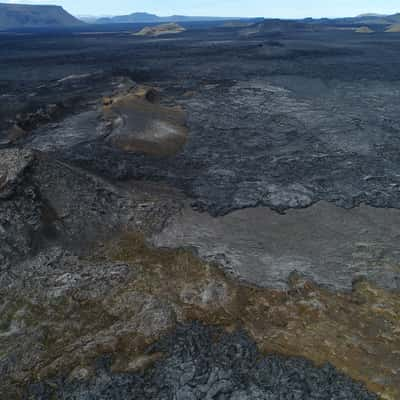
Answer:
xmin=3 ymin=0 xmax=400 ymax=18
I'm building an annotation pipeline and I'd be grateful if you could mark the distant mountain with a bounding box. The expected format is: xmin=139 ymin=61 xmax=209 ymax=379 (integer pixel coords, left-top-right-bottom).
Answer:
xmin=94 ymin=11 xmax=400 ymax=29
xmin=241 ymin=19 xmax=317 ymax=36
xmin=0 ymin=3 xmax=83 ymax=29
xmin=77 ymin=15 xmax=104 ymax=24
xmin=242 ymin=12 xmax=400 ymax=37
xmin=95 ymin=12 xmax=247 ymax=24
xmin=303 ymin=13 xmax=400 ymax=26
xmin=96 ymin=12 xmax=158 ymax=24
xmin=356 ymin=13 xmax=388 ymax=18
xmin=345 ymin=13 xmax=400 ymax=25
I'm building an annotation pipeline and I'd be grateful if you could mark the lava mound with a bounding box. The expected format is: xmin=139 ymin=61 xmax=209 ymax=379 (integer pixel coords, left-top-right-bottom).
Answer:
xmin=103 ymin=86 xmax=188 ymax=156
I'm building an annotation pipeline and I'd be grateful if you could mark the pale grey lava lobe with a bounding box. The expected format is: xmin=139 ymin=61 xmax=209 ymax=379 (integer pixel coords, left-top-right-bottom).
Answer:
xmin=153 ymin=202 xmax=400 ymax=291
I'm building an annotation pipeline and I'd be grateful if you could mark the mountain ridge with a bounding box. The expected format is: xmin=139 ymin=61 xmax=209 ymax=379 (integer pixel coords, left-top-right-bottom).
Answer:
xmin=94 ymin=10 xmax=400 ymax=27
xmin=1 ymin=5 xmax=400 ymax=31
xmin=302 ymin=12 xmax=400 ymax=25
xmin=95 ymin=12 xmax=253 ymax=24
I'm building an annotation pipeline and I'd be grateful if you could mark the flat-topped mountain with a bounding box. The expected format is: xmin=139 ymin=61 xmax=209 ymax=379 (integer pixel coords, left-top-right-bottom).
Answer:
xmin=0 ymin=3 xmax=83 ymax=29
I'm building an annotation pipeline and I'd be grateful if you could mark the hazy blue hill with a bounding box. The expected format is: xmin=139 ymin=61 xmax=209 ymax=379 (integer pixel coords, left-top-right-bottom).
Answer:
xmin=303 ymin=12 xmax=400 ymax=26
xmin=0 ymin=3 xmax=83 ymax=29
xmin=96 ymin=12 xmax=160 ymax=24
xmin=94 ymin=10 xmax=400 ymax=29
xmin=95 ymin=12 xmax=245 ymax=24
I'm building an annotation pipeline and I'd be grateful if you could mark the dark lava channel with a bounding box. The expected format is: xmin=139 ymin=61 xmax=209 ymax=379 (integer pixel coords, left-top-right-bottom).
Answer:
xmin=26 ymin=323 xmax=377 ymax=400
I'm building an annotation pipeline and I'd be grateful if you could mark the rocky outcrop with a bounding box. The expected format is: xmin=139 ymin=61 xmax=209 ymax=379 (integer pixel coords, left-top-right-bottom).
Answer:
xmin=355 ymin=26 xmax=375 ymax=33
xmin=385 ymin=24 xmax=400 ymax=32
xmin=0 ymin=149 xmax=34 ymax=199
xmin=134 ymin=23 xmax=186 ymax=37
xmin=0 ymin=147 xmax=182 ymax=267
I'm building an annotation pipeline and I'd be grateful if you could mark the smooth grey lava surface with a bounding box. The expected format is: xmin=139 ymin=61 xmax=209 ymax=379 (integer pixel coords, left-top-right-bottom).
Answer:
xmin=153 ymin=202 xmax=400 ymax=290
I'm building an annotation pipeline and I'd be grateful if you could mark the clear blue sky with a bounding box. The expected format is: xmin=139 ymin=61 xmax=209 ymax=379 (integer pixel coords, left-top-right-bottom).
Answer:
xmin=4 ymin=0 xmax=400 ymax=18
